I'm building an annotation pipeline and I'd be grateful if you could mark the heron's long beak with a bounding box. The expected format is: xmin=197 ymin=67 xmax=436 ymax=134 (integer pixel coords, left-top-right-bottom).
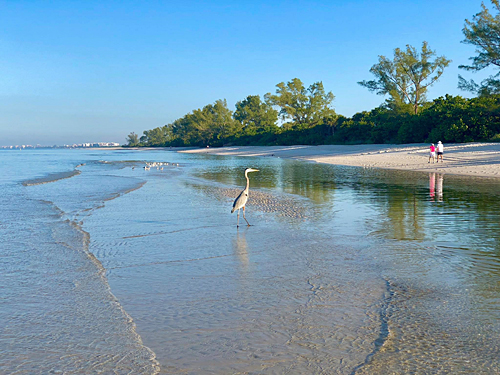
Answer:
xmin=249 ymin=168 xmax=259 ymax=172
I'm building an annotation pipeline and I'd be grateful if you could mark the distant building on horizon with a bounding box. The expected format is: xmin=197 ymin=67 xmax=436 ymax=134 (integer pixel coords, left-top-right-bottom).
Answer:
xmin=1 ymin=142 xmax=121 ymax=149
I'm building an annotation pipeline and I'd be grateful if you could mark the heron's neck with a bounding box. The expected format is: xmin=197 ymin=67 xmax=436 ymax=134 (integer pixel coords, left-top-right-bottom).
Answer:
xmin=245 ymin=172 xmax=250 ymax=191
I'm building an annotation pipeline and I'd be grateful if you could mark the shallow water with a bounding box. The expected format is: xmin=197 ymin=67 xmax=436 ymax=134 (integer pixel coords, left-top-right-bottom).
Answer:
xmin=1 ymin=149 xmax=500 ymax=374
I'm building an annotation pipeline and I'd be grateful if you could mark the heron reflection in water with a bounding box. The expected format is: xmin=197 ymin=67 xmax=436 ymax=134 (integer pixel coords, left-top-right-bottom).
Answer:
xmin=231 ymin=168 xmax=259 ymax=227
xmin=233 ymin=231 xmax=249 ymax=270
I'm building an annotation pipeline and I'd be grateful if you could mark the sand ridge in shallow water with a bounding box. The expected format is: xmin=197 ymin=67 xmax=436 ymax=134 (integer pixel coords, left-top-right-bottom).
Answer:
xmin=22 ymin=169 xmax=81 ymax=186
xmin=354 ymin=278 xmax=500 ymax=374
xmin=187 ymin=182 xmax=309 ymax=219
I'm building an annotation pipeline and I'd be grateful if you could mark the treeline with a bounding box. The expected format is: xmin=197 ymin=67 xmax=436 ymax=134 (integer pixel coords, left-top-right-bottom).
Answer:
xmin=126 ymin=1 xmax=500 ymax=147
xmin=336 ymin=95 xmax=500 ymax=144
xmin=127 ymin=78 xmax=340 ymax=147
xmin=127 ymin=92 xmax=500 ymax=147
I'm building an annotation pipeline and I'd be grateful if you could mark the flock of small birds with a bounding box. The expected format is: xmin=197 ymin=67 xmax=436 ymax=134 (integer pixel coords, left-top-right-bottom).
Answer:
xmin=143 ymin=161 xmax=179 ymax=170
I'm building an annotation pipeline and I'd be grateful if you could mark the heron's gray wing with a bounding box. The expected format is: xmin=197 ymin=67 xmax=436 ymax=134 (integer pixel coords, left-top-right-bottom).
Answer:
xmin=231 ymin=189 xmax=247 ymax=213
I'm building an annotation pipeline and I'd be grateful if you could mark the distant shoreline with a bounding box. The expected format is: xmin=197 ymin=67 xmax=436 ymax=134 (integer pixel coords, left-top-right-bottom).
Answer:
xmin=179 ymin=143 xmax=500 ymax=179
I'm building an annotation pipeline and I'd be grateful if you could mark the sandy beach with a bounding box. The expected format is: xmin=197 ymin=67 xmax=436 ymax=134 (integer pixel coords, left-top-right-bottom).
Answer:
xmin=181 ymin=142 xmax=500 ymax=178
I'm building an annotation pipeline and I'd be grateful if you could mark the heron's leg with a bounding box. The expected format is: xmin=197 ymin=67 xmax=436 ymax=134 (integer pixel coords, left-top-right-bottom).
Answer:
xmin=237 ymin=209 xmax=240 ymax=227
xmin=242 ymin=206 xmax=250 ymax=226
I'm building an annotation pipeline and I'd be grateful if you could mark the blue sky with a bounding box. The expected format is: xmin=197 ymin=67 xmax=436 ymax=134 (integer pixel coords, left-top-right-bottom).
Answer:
xmin=0 ymin=0 xmax=495 ymax=145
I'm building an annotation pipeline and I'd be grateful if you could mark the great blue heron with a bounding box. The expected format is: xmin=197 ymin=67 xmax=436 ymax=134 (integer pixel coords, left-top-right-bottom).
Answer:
xmin=231 ymin=168 xmax=259 ymax=227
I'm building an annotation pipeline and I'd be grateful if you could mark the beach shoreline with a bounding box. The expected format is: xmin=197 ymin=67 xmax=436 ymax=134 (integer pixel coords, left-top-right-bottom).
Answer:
xmin=180 ymin=143 xmax=500 ymax=178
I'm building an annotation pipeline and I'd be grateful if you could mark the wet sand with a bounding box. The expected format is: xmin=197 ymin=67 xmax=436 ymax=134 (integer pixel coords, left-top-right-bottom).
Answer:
xmin=181 ymin=143 xmax=500 ymax=178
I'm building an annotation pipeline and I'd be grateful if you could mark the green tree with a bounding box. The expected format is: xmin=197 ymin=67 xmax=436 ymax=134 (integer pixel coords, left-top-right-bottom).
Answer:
xmin=358 ymin=42 xmax=451 ymax=114
xmin=179 ymin=107 xmax=213 ymax=146
xmin=211 ymin=99 xmax=240 ymax=142
xmin=234 ymin=95 xmax=278 ymax=135
xmin=459 ymin=0 xmax=500 ymax=96
xmin=170 ymin=99 xmax=239 ymax=146
xmin=126 ymin=132 xmax=139 ymax=147
xmin=171 ymin=115 xmax=197 ymax=145
xmin=139 ymin=125 xmax=174 ymax=146
xmin=264 ymin=78 xmax=335 ymax=129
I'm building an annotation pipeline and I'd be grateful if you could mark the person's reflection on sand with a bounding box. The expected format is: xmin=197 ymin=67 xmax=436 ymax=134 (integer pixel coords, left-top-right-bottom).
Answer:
xmin=429 ymin=172 xmax=436 ymax=201
xmin=436 ymin=174 xmax=444 ymax=202
xmin=232 ymin=230 xmax=249 ymax=270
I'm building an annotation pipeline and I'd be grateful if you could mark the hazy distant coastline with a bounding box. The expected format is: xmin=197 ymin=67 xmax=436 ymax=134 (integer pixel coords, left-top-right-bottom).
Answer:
xmin=1 ymin=142 xmax=121 ymax=150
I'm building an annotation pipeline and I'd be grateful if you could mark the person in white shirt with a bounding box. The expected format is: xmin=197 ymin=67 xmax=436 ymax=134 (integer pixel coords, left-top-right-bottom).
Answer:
xmin=436 ymin=141 xmax=444 ymax=162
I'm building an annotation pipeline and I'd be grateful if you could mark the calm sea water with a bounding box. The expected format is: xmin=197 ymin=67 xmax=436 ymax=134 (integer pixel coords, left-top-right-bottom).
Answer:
xmin=1 ymin=148 xmax=500 ymax=374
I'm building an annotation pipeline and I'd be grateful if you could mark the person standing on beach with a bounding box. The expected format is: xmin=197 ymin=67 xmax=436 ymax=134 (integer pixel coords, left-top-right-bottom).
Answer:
xmin=429 ymin=143 xmax=436 ymax=163
xmin=437 ymin=141 xmax=444 ymax=162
